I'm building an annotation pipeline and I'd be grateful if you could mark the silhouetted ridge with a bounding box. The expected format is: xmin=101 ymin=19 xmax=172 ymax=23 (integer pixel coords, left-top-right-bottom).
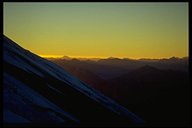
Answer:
xmin=3 ymin=35 xmax=144 ymax=126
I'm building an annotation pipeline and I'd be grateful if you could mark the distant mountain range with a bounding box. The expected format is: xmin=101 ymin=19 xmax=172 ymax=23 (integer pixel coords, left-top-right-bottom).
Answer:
xmin=45 ymin=55 xmax=188 ymax=61
xmin=48 ymin=55 xmax=188 ymax=80
xmin=48 ymin=54 xmax=190 ymax=127
xmin=3 ymin=35 xmax=144 ymax=126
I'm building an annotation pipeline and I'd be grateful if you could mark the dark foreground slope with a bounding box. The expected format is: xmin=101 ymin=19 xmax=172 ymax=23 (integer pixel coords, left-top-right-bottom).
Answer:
xmin=3 ymin=36 xmax=144 ymax=126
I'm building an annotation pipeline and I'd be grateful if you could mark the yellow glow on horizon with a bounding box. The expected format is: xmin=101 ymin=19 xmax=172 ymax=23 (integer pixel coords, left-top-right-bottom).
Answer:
xmin=4 ymin=3 xmax=188 ymax=59
xmin=38 ymin=54 xmax=187 ymax=60
xmin=39 ymin=54 xmax=113 ymax=59
xmin=39 ymin=55 xmax=64 ymax=58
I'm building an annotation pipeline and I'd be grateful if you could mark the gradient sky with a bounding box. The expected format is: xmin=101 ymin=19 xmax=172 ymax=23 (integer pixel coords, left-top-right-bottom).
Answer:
xmin=3 ymin=2 xmax=188 ymax=59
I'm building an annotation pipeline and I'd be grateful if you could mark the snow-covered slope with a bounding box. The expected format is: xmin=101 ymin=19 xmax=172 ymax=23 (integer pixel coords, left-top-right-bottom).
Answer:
xmin=3 ymin=35 xmax=144 ymax=125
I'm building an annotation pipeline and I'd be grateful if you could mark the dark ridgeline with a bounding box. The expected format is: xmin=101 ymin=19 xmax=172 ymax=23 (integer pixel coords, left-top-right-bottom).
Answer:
xmin=49 ymin=55 xmax=190 ymax=127
xmin=3 ymin=35 xmax=144 ymax=127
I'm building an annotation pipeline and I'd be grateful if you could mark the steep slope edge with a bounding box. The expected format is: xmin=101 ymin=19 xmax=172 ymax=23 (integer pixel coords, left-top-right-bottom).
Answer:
xmin=3 ymin=36 xmax=144 ymax=125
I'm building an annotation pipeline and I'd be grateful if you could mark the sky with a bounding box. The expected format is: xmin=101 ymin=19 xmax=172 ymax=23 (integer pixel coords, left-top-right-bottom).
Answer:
xmin=3 ymin=2 xmax=188 ymax=59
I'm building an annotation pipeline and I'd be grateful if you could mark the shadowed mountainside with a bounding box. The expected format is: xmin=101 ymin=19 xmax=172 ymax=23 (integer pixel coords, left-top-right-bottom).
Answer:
xmin=3 ymin=35 xmax=144 ymax=126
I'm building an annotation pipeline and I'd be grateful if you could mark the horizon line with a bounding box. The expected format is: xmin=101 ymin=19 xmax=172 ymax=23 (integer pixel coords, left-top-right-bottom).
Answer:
xmin=39 ymin=54 xmax=188 ymax=60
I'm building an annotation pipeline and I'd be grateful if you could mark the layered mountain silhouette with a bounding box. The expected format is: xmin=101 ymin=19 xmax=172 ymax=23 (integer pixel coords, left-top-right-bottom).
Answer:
xmin=49 ymin=56 xmax=188 ymax=80
xmin=3 ymin=35 xmax=144 ymax=126
xmin=49 ymin=55 xmax=190 ymax=127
